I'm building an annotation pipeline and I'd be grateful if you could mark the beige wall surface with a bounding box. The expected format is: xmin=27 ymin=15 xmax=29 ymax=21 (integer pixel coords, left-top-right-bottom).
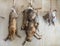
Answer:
xmin=0 ymin=0 xmax=60 ymax=46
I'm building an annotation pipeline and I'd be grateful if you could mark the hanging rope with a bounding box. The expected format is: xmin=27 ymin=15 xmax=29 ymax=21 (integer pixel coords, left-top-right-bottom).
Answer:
xmin=11 ymin=0 xmax=19 ymax=18
xmin=13 ymin=0 xmax=15 ymax=7
xmin=50 ymin=0 xmax=52 ymax=12
xmin=54 ymin=0 xmax=57 ymax=11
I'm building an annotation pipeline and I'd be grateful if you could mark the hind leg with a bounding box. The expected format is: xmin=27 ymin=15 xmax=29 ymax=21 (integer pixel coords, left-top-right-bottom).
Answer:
xmin=4 ymin=36 xmax=9 ymax=41
xmin=4 ymin=34 xmax=12 ymax=41
xmin=34 ymin=35 xmax=41 ymax=40
xmin=34 ymin=34 xmax=41 ymax=40
xmin=15 ymin=30 xmax=21 ymax=38
xmin=35 ymin=33 xmax=42 ymax=39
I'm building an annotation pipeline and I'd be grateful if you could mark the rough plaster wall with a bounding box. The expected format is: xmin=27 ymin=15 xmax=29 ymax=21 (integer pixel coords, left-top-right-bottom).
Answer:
xmin=0 ymin=0 xmax=60 ymax=46
xmin=42 ymin=0 xmax=50 ymax=11
xmin=57 ymin=0 xmax=60 ymax=22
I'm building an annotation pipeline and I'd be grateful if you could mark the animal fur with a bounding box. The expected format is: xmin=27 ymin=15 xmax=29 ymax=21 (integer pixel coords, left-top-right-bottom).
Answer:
xmin=22 ymin=21 xmax=41 ymax=46
xmin=22 ymin=12 xmax=41 ymax=45
xmin=21 ymin=8 xmax=42 ymax=46
xmin=21 ymin=9 xmax=36 ymax=30
xmin=43 ymin=12 xmax=55 ymax=25
xmin=4 ymin=10 xmax=21 ymax=41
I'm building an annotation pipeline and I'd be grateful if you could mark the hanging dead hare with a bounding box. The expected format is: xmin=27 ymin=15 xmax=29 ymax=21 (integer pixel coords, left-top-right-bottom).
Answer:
xmin=4 ymin=8 xmax=21 ymax=41
xmin=43 ymin=11 xmax=56 ymax=25
xmin=21 ymin=8 xmax=42 ymax=46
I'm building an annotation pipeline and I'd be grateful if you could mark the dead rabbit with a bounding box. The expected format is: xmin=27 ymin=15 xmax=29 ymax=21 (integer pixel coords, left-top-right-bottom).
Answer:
xmin=4 ymin=8 xmax=21 ymax=41
xmin=22 ymin=19 xmax=42 ymax=46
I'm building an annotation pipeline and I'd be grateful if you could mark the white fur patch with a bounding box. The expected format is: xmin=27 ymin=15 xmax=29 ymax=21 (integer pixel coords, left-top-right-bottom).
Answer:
xmin=27 ymin=7 xmax=33 ymax=10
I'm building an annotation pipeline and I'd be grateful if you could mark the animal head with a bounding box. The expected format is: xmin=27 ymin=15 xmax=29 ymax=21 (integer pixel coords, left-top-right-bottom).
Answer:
xmin=22 ymin=8 xmax=36 ymax=21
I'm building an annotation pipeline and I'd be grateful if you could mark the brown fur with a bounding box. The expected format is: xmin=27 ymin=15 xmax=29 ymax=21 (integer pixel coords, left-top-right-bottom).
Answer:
xmin=21 ymin=9 xmax=42 ymax=46
xmin=4 ymin=10 xmax=21 ymax=41
xmin=21 ymin=9 xmax=29 ymax=30
xmin=22 ymin=21 xmax=41 ymax=46
xmin=21 ymin=9 xmax=36 ymax=30
xmin=43 ymin=13 xmax=49 ymax=20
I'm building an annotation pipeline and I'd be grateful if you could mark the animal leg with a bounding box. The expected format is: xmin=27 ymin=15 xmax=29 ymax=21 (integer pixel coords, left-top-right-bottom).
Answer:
xmin=15 ymin=30 xmax=21 ymax=38
xmin=34 ymin=34 xmax=41 ymax=40
xmin=4 ymin=36 xmax=9 ymax=41
xmin=4 ymin=34 xmax=12 ymax=41
xmin=35 ymin=33 xmax=40 ymax=36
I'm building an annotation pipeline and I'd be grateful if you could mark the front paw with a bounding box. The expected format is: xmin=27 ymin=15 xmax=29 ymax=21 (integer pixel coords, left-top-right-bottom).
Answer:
xmin=38 ymin=35 xmax=42 ymax=39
